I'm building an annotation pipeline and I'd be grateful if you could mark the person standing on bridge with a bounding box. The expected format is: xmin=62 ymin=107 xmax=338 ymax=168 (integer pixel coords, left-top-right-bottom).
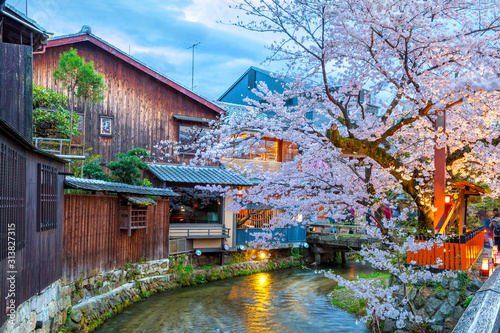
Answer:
xmin=489 ymin=208 xmax=500 ymax=248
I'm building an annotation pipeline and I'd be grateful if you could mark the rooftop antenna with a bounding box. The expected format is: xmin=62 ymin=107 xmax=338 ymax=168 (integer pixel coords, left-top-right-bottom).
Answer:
xmin=187 ymin=42 xmax=200 ymax=91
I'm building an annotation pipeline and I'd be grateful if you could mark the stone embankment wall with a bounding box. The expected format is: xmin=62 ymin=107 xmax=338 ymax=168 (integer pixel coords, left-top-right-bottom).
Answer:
xmin=0 ymin=256 xmax=299 ymax=333
xmin=383 ymin=276 xmax=483 ymax=333
xmin=453 ymin=268 xmax=500 ymax=333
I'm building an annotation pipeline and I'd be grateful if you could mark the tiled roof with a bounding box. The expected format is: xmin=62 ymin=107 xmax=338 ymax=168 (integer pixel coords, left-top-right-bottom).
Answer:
xmin=148 ymin=164 xmax=252 ymax=186
xmin=127 ymin=196 xmax=157 ymax=206
xmin=4 ymin=3 xmax=47 ymax=34
xmin=65 ymin=177 xmax=178 ymax=196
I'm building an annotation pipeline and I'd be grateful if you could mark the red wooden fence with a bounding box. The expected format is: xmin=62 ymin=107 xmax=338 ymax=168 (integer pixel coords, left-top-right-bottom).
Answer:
xmin=407 ymin=227 xmax=484 ymax=271
xmin=63 ymin=194 xmax=170 ymax=282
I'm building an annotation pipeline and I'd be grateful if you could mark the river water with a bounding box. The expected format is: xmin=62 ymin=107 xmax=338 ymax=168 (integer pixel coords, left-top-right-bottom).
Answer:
xmin=94 ymin=263 xmax=374 ymax=333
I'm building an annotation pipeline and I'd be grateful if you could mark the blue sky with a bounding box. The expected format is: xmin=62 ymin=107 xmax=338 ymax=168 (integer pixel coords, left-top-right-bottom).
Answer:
xmin=10 ymin=0 xmax=285 ymax=100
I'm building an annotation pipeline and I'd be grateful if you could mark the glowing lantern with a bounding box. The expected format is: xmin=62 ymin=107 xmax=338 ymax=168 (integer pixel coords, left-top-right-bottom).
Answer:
xmin=495 ymin=254 xmax=500 ymax=267
xmin=482 ymin=258 xmax=490 ymax=276
xmin=445 ymin=195 xmax=452 ymax=204
xmin=259 ymin=252 xmax=267 ymax=260
xmin=492 ymin=246 xmax=498 ymax=258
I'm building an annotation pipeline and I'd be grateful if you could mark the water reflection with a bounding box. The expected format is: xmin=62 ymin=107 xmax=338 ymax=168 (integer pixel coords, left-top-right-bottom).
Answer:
xmin=95 ymin=264 xmax=373 ymax=333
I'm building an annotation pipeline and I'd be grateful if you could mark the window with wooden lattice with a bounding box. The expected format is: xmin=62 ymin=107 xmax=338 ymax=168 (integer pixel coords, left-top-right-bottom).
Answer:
xmin=37 ymin=163 xmax=58 ymax=231
xmin=130 ymin=205 xmax=147 ymax=228
xmin=0 ymin=143 xmax=27 ymax=260
xmin=119 ymin=202 xmax=148 ymax=236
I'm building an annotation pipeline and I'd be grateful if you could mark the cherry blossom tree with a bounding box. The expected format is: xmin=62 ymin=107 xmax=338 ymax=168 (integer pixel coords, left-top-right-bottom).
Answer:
xmin=191 ymin=0 xmax=500 ymax=329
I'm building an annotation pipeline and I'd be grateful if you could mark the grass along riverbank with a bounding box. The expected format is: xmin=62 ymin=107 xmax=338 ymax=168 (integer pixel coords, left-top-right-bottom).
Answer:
xmin=330 ymin=272 xmax=391 ymax=316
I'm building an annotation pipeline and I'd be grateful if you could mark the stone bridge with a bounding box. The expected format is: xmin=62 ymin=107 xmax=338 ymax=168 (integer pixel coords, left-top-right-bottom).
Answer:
xmin=306 ymin=224 xmax=378 ymax=264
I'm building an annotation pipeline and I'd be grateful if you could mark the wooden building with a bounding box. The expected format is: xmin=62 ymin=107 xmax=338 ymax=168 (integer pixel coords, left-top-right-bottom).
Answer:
xmin=0 ymin=3 xmax=66 ymax=327
xmin=147 ymin=164 xmax=252 ymax=257
xmin=33 ymin=26 xmax=223 ymax=163
xmin=62 ymin=177 xmax=178 ymax=281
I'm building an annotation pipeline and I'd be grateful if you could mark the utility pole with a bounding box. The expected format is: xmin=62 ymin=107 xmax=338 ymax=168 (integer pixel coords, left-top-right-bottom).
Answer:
xmin=187 ymin=42 xmax=200 ymax=91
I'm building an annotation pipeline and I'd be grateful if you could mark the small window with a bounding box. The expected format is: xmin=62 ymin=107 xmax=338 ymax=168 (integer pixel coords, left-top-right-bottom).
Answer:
xmin=282 ymin=142 xmax=298 ymax=162
xmin=100 ymin=116 xmax=114 ymax=137
xmin=119 ymin=202 xmax=148 ymax=236
xmin=130 ymin=205 xmax=147 ymax=228
xmin=37 ymin=163 xmax=58 ymax=231
xmin=179 ymin=124 xmax=205 ymax=146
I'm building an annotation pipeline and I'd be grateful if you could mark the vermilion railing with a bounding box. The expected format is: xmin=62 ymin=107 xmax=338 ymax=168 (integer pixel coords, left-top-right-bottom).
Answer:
xmin=407 ymin=226 xmax=484 ymax=271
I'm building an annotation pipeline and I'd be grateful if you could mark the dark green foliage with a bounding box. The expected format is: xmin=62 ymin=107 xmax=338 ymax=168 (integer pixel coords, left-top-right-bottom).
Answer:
xmin=76 ymin=61 xmax=106 ymax=104
xmin=32 ymin=85 xmax=81 ymax=139
xmin=83 ymin=156 xmax=109 ymax=181
xmin=106 ymin=148 xmax=150 ymax=185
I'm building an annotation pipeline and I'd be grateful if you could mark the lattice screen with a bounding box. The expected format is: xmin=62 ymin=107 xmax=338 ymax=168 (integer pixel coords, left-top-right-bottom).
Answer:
xmin=0 ymin=143 xmax=26 ymax=260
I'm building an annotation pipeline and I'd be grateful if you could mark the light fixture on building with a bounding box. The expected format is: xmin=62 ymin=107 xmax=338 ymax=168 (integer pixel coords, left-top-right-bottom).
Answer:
xmin=481 ymin=258 xmax=490 ymax=276
xmin=224 ymin=244 xmax=230 ymax=251
xmin=300 ymin=242 xmax=309 ymax=249
xmin=237 ymin=245 xmax=246 ymax=253
xmin=195 ymin=249 xmax=202 ymax=256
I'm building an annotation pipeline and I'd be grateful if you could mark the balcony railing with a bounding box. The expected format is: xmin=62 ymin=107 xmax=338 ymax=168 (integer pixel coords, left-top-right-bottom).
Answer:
xmin=33 ymin=137 xmax=70 ymax=154
xmin=170 ymin=224 xmax=230 ymax=239
xmin=236 ymin=225 xmax=306 ymax=245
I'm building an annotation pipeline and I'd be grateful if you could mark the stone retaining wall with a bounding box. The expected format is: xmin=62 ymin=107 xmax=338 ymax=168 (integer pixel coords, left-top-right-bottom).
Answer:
xmin=383 ymin=276 xmax=483 ymax=333
xmin=453 ymin=268 xmax=500 ymax=333
xmin=0 ymin=256 xmax=299 ymax=333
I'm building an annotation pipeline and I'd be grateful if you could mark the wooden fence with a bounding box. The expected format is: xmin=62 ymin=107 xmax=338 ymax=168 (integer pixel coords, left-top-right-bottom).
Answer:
xmin=63 ymin=194 xmax=170 ymax=282
xmin=407 ymin=227 xmax=484 ymax=271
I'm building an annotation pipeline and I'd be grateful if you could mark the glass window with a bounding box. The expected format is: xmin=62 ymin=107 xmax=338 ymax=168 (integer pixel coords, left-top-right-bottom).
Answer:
xmin=170 ymin=188 xmax=221 ymax=224
xmin=265 ymin=140 xmax=278 ymax=162
xmin=179 ymin=125 xmax=205 ymax=146
xmin=282 ymin=142 xmax=298 ymax=162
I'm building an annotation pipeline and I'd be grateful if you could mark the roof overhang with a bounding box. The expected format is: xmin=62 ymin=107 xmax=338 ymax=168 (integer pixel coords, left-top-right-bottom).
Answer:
xmin=64 ymin=176 xmax=179 ymax=196
xmin=148 ymin=163 xmax=252 ymax=186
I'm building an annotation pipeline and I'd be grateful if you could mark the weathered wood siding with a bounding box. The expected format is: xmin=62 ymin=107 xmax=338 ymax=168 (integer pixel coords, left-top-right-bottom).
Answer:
xmin=33 ymin=42 xmax=219 ymax=163
xmin=0 ymin=134 xmax=64 ymax=327
xmin=63 ymin=194 xmax=170 ymax=282
xmin=0 ymin=42 xmax=33 ymax=140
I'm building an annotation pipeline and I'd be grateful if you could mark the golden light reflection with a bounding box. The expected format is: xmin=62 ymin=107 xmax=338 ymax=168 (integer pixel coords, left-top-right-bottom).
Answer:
xmin=259 ymin=274 xmax=267 ymax=285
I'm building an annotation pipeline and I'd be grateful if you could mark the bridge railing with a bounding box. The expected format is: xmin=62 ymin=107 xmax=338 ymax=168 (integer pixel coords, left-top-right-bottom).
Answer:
xmin=307 ymin=223 xmax=367 ymax=236
xmin=236 ymin=225 xmax=306 ymax=245
xmin=407 ymin=226 xmax=484 ymax=271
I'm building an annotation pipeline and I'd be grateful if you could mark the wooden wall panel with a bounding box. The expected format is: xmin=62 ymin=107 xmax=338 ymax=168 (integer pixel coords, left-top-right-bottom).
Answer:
xmin=63 ymin=194 xmax=170 ymax=282
xmin=0 ymin=43 xmax=33 ymax=140
xmin=0 ymin=134 xmax=64 ymax=327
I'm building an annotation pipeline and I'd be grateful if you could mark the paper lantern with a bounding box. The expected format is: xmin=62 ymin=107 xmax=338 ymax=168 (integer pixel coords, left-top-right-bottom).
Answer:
xmin=482 ymin=258 xmax=490 ymax=276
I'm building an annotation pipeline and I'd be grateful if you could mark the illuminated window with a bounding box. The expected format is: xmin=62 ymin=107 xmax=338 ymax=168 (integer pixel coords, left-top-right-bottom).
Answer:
xmin=282 ymin=142 xmax=298 ymax=162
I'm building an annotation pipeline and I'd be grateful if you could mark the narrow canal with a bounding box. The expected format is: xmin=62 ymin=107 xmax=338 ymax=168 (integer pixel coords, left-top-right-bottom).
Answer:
xmin=95 ymin=263 xmax=374 ymax=333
